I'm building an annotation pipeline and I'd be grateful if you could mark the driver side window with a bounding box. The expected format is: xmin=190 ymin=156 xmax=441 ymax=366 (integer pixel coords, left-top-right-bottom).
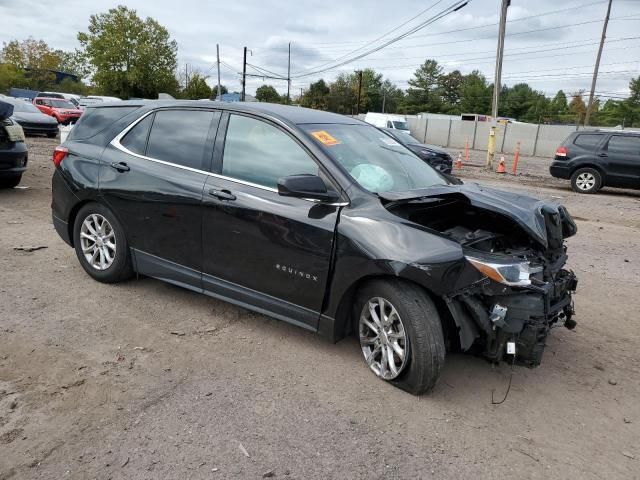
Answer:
xmin=222 ymin=114 xmax=319 ymax=189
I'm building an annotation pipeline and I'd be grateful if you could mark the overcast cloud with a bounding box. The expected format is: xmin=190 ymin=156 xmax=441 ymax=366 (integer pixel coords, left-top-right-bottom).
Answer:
xmin=1 ymin=0 xmax=638 ymax=100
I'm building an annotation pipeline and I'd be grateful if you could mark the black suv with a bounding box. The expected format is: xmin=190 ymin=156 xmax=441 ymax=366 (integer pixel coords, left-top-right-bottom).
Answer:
xmin=51 ymin=101 xmax=578 ymax=394
xmin=550 ymin=130 xmax=640 ymax=194
xmin=0 ymin=100 xmax=28 ymax=188
xmin=381 ymin=128 xmax=453 ymax=173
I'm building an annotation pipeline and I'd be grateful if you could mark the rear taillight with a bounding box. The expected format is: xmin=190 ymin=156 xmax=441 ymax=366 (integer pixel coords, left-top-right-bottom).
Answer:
xmin=52 ymin=146 xmax=69 ymax=167
xmin=556 ymin=146 xmax=568 ymax=157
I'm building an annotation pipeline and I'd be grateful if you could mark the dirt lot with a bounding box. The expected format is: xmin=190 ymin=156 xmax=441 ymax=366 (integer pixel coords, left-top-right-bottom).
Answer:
xmin=1 ymin=137 xmax=639 ymax=479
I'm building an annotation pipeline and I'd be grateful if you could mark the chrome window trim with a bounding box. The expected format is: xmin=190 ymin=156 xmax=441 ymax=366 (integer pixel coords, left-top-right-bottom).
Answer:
xmin=110 ymin=108 xmax=350 ymax=205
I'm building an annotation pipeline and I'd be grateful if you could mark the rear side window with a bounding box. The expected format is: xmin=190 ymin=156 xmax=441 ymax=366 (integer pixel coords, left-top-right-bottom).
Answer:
xmin=120 ymin=114 xmax=154 ymax=155
xmin=222 ymin=114 xmax=318 ymax=188
xmin=69 ymin=106 xmax=139 ymax=141
xmin=573 ymin=134 xmax=604 ymax=149
xmin=146 ymin=109 xmax=215 ymax=170
xmin=607 ymin=135 xmax=640 ymax=155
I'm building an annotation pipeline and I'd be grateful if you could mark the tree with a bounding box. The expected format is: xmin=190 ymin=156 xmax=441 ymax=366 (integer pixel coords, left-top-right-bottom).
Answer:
xmin=0 ymin=63 xmax=27 ymax=94
xmin=1 ymin=38 xmax=60 ymax=90
xmin=77 ymin=6 xmax=179 ymax=99
xmin=182 ymin=73 xmax=211 ymax=99
xmin=438 ymin=70 xmax=464 ymax=113
xmin=458 ymin=71 xmax=491 ymax=115
xmin=255 ymin=84 xmax=282 ymax=103
xmin=328 ymin=74 xmax=355 ymax=113
xmin=55 ymin=49 xmax=92 ymax=80
xmin=301 ymin=79 xmax=330 ymax=110
xmin=401 ymin=60 xmax=444 ymax=114
xmin=569 ymin=91 xmax=587 ymax=124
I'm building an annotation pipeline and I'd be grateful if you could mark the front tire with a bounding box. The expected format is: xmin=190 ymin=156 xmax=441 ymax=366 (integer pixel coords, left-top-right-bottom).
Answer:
xmin=355 ymin=279 xmax=445 ymax=395
xmin=571 ymin=167 xmax=601 ymax=194
xmin=73 ymin=203 xmax=133 ymax=283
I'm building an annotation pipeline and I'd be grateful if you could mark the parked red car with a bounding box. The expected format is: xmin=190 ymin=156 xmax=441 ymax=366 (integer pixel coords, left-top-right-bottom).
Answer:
xmin=33 ymin=97 xmax=82 ymax=125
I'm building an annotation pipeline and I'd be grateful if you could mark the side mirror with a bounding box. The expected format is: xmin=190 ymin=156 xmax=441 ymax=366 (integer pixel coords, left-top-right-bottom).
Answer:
xmin=277 ymin=174 xmax=341 ymax=203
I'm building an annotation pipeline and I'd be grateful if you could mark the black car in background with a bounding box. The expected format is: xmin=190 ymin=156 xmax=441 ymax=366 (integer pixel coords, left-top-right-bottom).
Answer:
xmin=0 ymin=101 xmax=28 ymax=188
xmin=51 ymin=101 xmax=578 ymax=394
xmin=2 ymin=97 xmax=59 ymax=137
xmin=381 ymin=127 xmax=453 ymax=173
xmin=550 ymin=130 xmax=640 ymax=193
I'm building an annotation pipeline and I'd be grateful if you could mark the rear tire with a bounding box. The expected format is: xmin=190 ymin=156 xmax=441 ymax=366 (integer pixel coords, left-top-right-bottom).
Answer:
xmin=73 ymin=203 xmax=133 ymax=283
xmin=0 ymin=175 xmax=22 ymax=189
xmin=571 ymin=167 xmax=601 ymax=194
xmin=355 ymin=279 xmax=445 ymax=395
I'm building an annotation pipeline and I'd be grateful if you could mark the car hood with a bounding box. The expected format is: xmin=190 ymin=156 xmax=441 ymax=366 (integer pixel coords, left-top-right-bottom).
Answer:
xmin=379 ymin=183 xmax=559 ymax=247
xmin=407 ymin=143 xmax=449 ymax=156
xmin=0 ymin=101 xmax=14 ymax=120
xmin=12 ymin=111 xmax=58 ymax=124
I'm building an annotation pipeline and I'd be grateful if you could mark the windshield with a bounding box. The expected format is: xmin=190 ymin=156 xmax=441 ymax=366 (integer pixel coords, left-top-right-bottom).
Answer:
xmin=303 ymin=123 xmax=446 ymax=193
xmin=49 ymin=99 xmax=76 ymax=109
xmin=392 ymin=120 xmax=409 ymax=130
xmin=10 ymin=101 xmax=41 ymax=113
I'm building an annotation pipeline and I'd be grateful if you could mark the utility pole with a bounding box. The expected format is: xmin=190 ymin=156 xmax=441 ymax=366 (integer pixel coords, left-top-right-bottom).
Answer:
xmin=216 ymin=44 xmax=221 ymax=100
xmin=486 ymin=0 xmax=509 ymax=170
xmin=185 ymin=64 xmax=189 ymax=89
xmin=287 ymin=42 xmax=291 ymax=105
xmin=355 ymin=70 xmax=363 ymax=116
xmin=382 ymin=89 xmax=386 ymax=113
xmin=585 ymin=0 xmax=612 ymax=126
xmin=241 ymin=46 xmax=247 ymax=101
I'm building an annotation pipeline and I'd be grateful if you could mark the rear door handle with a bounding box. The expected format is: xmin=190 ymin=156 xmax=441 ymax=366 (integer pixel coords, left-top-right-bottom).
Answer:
xmin=110 ymin=162 xmax=130 ymax=172
xmin=597 ymin=152 xmax=608 ymax=157
xmin=208 ymin=188 xmax=236 ymax=201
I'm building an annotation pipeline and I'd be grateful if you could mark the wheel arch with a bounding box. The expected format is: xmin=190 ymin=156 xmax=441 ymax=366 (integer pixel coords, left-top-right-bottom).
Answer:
xmin=569 ymin=162 xmax=606 ymax=179
xmin=321 ymin=273 xmax=457 ymax=349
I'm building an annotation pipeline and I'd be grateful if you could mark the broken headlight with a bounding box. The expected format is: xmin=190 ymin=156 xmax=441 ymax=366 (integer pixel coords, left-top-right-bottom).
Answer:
xmin=465 ymin=255 xmax=541 ymax=287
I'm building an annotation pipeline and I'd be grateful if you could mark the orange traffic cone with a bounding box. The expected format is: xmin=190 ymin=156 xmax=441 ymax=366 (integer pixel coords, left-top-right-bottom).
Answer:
xmin=454 ymin=153 xmax=463 ymax=169
xmin=496 ymin=155 xmax=506 ymax=174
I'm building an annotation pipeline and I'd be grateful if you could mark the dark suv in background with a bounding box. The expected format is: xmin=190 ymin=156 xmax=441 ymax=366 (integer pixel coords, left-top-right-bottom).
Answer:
xmin=550 ymin=130 xmax=640 ymax=194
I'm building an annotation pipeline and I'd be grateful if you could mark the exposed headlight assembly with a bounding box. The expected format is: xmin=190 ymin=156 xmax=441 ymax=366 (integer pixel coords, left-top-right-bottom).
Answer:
xmin=420 ymin=149 xmax=437 ymax=157
xmin=465 ymin=255 xmax=542 ymax=287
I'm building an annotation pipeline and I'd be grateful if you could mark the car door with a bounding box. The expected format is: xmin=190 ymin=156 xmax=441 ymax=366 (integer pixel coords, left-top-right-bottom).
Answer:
xmin=101 ymin=108 xmax=220 ymax=289
xmin=34 ymin=99 xmax=51 ymax=116
xmin=603 ymin=134 xmax=640 ymax=188
xmin=201 ymin=113 xmax=343 ymax=330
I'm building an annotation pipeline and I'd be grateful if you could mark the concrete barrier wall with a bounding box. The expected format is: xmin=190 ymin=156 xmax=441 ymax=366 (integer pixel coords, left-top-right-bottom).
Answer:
xmin=368 ymin=114 xmax=637 ymax=158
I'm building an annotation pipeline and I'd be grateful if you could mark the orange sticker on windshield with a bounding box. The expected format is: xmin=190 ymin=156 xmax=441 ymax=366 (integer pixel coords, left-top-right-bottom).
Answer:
xmin=311 ymin=130 xmax=340 ymax=146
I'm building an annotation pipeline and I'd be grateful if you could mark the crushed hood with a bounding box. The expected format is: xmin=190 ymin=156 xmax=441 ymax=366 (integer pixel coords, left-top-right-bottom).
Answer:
xmin=379 ymin=183 xmax=562 ymax=247
xmin=0 ymin=100 xmax=14 ymax=121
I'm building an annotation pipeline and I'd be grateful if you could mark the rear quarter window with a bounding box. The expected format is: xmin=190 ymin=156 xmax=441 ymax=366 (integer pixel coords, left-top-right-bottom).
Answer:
xmin=68 ymin=106 xmax=140 ymax=141
xmin=573 ymin=133 xmax=604 ymax=149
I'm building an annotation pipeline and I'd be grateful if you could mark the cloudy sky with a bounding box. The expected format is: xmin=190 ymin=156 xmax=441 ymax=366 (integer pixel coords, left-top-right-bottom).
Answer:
xmin=2 ymin=0 xmax=639 ymax=101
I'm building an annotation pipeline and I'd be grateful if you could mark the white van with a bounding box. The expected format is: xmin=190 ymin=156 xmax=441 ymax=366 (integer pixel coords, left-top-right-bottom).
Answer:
xmin=364 ymin=112 xmax=410 ymax=132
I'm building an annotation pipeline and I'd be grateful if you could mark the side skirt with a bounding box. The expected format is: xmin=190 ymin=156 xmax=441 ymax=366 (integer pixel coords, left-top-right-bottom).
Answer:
xmin=132 ymin=249 xmax=321 ymax=333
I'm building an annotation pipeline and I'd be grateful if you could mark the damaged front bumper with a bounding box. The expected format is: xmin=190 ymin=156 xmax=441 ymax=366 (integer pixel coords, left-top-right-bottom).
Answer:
xmin=445 ymin=269 xmax=578 ymax=367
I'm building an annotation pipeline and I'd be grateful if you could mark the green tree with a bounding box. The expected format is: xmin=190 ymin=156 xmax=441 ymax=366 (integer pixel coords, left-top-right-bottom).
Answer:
xmin=301 ymin=79 xmax=330 ymax=110
xmin=0 ymin=63 xmax=27 ymax=94
xmin=1 ymin=38 xmax=60 ymax=90
xmin=327 ymin=74 xmax=355 ymax=114
xmin=255 ymin=84 xmax=282 ymax=103
xmin=401 ymin=59 xmax=443 ymax=114
xmin=438 ymin=70 xmax=464 ymax=113
xmin=458 ymin=71 xmax=491 ymax=115
xmin=77 ymin=5 xmax=179 ymax=99
xmin=55 ymin=49 xmax=92 ymax=80
xmin=379 ymin=79 xmax=404 ymax=113
xmin=547 ymin=90 xmax=569 ymax=123
xmin=182 ymin=73 xmax=211 ymax=99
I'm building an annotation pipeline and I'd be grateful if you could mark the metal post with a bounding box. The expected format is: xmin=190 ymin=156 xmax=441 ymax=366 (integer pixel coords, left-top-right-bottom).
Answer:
xmin=486 ymin=0 xmax=509 ymax=170
xmin=216 ymin=44 xmax=221 ymax=100
xmin=446 ymin=119 xmax=452 ymax=147
xmin=287 ymin=42 xmax=291 ymax=105
xmin=472 ymin=118 xmax=478 ymax=149
xmin=423 ymin=118 xmax=429 ymax=143
xmin=501 ymin=122 xmax=508 ymax=153
xmin=241 ymin=47 xmax=247 ymax=102
xmin=382 ymin=90 xmax=386 ymax=113
xmin=532 ymin=123 xmax=541 ymax=157
xmin=585 ymin=0 xmax=612 ymax=126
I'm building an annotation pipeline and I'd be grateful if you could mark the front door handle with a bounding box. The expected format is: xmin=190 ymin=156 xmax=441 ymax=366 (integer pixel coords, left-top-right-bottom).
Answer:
xmin=598 ymin=152 xmax=608 ymax=157
xmin=110 ymin=161 xmax=130 ymax=172
xmin=208 ymin=188 xmax=236 ymax=201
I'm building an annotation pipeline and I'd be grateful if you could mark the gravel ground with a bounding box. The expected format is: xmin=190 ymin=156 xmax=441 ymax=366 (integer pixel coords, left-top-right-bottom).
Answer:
xmin=1 ymin=137 xmax=639 ymax=479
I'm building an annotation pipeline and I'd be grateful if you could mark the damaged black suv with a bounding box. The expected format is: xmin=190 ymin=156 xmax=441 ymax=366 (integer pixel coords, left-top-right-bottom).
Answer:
xmin=51 ymin=101 xmax=578 ymax=394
